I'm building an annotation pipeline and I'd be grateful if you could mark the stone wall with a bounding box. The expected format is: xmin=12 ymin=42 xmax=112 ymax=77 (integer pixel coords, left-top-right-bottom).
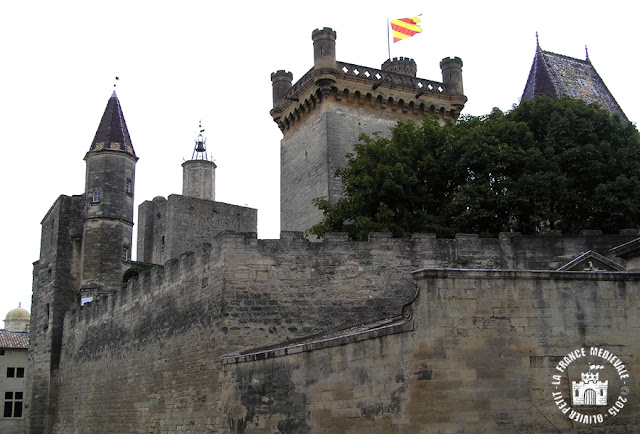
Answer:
xmin=221 ymin=269 xmax=640 ymax=432
xmin=40 ymin=230 xmax=638 ymax=432
xmin=27 ymin=194 xmax=84 ymax=433
xmin=136 ymin=195 xmax=257 ymax=265
xmin=279 ymin=100 xmax=436 ymax=233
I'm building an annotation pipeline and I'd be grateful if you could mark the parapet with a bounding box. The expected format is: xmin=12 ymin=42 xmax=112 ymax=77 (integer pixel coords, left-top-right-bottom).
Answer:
xmin=270 ymin=27 xmax=467 ymax=133
xmin=439 ymin=56 xmax=463 ymax=69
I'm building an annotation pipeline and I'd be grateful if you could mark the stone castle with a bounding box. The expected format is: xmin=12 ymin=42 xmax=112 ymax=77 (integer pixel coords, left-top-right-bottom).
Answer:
xmin=27 ymin=28 xmax=639 ymax=432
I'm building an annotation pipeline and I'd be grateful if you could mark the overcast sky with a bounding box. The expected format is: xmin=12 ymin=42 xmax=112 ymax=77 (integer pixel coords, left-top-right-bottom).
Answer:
xmin=1 ymin=1 xmax=638 ymax=318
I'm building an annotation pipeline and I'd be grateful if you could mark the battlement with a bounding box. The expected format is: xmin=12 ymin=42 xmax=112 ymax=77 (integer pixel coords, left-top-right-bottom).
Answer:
xmin=440 ymin=56 xmax=463 ymax=68
xmin=381 ymin=57 xmax=417 ymax=77
xmin=272 ymin=61 xmax=455 ymax=133
xmin=271 ymin=27 xmax=466 ymax=135
xmin=65 ymin=229 xmax=636 ymax=332
xmin=581 ymin=372 xmax=601 ymax=383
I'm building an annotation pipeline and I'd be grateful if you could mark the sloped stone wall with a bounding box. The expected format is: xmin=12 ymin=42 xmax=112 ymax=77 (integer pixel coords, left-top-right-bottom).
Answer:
xmin=221 ymin=269 xmax=640 ymax=432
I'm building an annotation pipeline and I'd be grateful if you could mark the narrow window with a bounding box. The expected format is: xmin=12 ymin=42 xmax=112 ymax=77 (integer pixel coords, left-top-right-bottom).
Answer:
xmin=125 ymin=178 xmax=132 ymax=194
xmin=3 ymin=392 xmax=12 ymax=417
xmin=92 ymin=190 xmax=101 ymax=203
xmin=6 ymin=367 xmax=15 ymax=378
xmin=122 ymin=247 xmax=129 ymax=262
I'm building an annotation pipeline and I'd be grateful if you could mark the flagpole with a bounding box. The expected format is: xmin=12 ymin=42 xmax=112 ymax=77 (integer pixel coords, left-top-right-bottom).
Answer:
xmin=387 ymin=19 xmax=391 ymax=60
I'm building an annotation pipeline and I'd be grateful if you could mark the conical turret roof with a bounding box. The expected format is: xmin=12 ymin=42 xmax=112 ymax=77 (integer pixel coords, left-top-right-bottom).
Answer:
xmin=522 ymin=44 xmax=627 ymax=122
xmin=89 ymin=91 xmax=136 ymax=155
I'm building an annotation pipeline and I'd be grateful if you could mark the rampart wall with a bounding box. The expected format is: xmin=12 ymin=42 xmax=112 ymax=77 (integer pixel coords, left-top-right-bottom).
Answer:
xmin=48 ymin=230 xmax=637 ymax=432
xmin=221 ymin=269 xmax=640 ymax=432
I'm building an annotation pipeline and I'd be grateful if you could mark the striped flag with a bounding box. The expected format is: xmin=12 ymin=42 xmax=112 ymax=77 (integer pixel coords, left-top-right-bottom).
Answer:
xmin=390 ymin=16 xmax=422 ymax=43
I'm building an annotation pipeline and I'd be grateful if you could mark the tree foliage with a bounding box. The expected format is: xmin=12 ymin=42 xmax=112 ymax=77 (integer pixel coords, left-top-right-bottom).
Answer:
xmin=308 ymin=97 xmax=640 ymax=240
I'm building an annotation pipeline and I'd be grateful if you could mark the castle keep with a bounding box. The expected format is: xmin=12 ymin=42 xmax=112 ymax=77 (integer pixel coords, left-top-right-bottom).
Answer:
xmin=27 ymin=28 xmax=639 ymax=432
xmin=271 ymin=27 xmax=466 ymax=232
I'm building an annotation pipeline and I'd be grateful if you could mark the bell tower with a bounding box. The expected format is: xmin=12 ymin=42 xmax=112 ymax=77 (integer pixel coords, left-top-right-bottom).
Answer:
xmin=79 ymin=91 xmax=138 ymax=301
xmin=182 ymin=122 xmax=216 ymax=201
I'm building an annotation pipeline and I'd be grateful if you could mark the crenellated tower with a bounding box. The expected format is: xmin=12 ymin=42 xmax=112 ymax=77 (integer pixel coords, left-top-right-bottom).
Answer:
xmin=80 ymin=91 xmax=138 ymax=301
xmin=271 ymin=28 xmax=467 ymax=233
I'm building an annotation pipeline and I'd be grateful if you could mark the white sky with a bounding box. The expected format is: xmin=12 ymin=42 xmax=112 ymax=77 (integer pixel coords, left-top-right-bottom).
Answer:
xmin=1 ymin=1 xmax=638 ymax=318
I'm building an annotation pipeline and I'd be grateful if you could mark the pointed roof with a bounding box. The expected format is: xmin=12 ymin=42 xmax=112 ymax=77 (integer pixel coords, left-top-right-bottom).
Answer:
xmin=557 ymin=250 xmax=625 ymax=272
xmin=89 ymin=91 xmax=136 ymax=155
xmin=522 ymin=44 xmax=628 ymax=122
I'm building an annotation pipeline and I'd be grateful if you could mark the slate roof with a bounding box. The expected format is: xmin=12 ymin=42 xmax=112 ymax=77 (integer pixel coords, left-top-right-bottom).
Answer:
xmin=522 ymin=44 xmax=628 ymax=122
xmin=0 ymin=330 xmax=29 ymax=349
xmin=90 ymin=91 xmax=136 ymax=156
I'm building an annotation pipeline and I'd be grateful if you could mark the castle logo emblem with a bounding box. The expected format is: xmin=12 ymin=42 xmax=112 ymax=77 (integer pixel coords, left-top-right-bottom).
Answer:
xmin=572 ymin=365 xmax=607 ymax=406
xmin=551 ymin=347 xmax=630 ymax=425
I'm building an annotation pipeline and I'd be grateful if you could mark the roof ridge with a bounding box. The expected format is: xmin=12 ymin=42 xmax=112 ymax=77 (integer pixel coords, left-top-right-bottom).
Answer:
xmin=540 ymin=49 xmax=589 ymax=64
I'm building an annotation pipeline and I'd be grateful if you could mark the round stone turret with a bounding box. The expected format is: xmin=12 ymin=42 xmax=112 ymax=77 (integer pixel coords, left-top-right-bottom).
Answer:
xmin=81 ymin=92 xmax=138 ymax=297
xmin=183 ymin=159 xmax=216 ymax=201
xmin=381 ymin=57 xmax=417 ymax=77
xmin=312 ymin=27 xmax=337 ymax=70
xmin=440 ymin=57 xmax=464 ymax=95
xmin=271 ymin=70 xmax=293 ymax=108
xmin=183 ymin=123 xmax=216 ymax=201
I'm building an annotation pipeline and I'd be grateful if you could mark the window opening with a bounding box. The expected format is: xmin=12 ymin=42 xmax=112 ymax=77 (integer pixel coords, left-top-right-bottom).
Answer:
xmin=4 ymin=392 xmax=23 ymax=418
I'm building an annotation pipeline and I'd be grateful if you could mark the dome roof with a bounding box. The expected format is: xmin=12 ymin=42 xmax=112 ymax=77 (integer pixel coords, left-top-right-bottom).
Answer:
xmin=6 ymin=305 xmax=30 ymax=320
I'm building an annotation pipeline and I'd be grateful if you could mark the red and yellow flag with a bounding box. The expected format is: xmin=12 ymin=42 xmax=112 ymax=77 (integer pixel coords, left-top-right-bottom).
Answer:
xmin=390 ymin=16 xmax=422 ymax=43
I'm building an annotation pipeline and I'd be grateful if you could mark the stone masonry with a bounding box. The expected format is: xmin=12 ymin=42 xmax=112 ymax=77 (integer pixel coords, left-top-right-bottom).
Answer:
xmin=33 ymin=230 xmax=640 ymax=432
xmin=272 ymin=28 xmax=467 ymax=233
xmin=26 ymin=26 xmax=640 ymax=433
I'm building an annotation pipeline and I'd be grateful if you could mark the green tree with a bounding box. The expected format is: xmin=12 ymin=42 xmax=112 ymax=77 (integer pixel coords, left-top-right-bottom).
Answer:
xmin=308 ymin=97 xmax=640 ymax=240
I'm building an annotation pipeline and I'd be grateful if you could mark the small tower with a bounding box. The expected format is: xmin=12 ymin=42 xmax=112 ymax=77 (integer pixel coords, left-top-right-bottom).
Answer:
xmin=80 ymin=91 xmax=138 ymax=300
xmin=271 ymin=70 xmax=293 ymax=108
xmin=311 ymin=28 xmax=339 ymax=96
xmin=182 ymin=122 xmax=216 ymax=201
xmin=440 ymin=57 xmax=464 ymax=99
xmin=381 ymin=57 xmax=417 ymax=77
